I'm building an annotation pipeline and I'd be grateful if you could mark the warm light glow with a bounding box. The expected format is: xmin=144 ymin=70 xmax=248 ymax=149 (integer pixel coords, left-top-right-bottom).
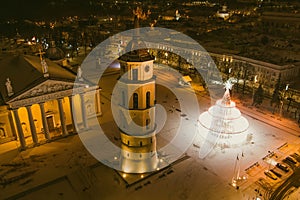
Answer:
xmin=254 ymin=75 xmax=258 ymax=83
xmin=198 ymin=85 xmax=249 ymax=156
xmin=224 ymin=80 xmax=233 ymax=90
xmin=231 ymin=180 xmax=237 ymax=187
xmin=122 ymin=174 xmax=127 ymax=178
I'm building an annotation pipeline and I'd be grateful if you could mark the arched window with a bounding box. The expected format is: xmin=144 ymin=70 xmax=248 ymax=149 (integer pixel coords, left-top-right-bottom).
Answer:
xmin=146 ymin=91 xmax=150 ymax=108
xmin=133 ymin=93 xmax=138 ymax=109
xmin=122 ymin=91 xmax=125 ymax=106
xmin=132 ymin=69 xmax=138 ymax=81
xmin=120 ymin=110 xmax=126 ymax=129
xmin=146 ymin=119 xmax=150 ymax=130
xmin=140 ymin=141 xmax=143 ymax=146
xmin=0 ymin=128 xmax=5 ymax=138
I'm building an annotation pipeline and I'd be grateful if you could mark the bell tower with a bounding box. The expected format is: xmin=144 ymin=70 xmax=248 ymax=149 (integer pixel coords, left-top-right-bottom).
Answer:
xmin=117 ymin=7 xmax=157 ymax=173
xmin=118 ymin=8 xmax=156 ymax=148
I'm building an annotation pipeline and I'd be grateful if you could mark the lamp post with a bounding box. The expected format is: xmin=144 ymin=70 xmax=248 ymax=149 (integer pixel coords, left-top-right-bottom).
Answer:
xmin=252 ymin=75 xmax=258 ymax=105
xmin=165 ymin=52 xmax=168 ymax=65
xmin=279 ymin=84 xmax=289 ymax=119
xmin=223 ymin=55 xmax=233 ymax=79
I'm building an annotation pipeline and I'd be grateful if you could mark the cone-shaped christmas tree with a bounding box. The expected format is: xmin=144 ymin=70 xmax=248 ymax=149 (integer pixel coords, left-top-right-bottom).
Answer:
xmin=198 ymin=82 xmax=249 ymax=158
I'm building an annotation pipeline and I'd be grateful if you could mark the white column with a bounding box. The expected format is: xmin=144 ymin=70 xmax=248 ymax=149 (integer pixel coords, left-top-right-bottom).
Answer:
xmin=57 ymin=98 xmax=68 ymax=136
xmin=26 ymin=105 xmax=38 ymax=145
xmin=96 ymin=89 xmax=102 ymax=116
xmin=68 ymin=95 xmax=78 ymax=133
xmin=12 ymin=109 xmax=26 ymax=149
xmin=80 ymin=93 xmax=88 ymax=129
xmin=39 ymin=102 xmax=50 ymax=140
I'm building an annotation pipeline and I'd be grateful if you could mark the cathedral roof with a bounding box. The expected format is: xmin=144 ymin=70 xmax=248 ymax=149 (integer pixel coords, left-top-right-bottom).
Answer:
xmin=45 ymin=41 xmax=65 ymax=61
xmin=0 ymin=54 xmax=76 ymax=103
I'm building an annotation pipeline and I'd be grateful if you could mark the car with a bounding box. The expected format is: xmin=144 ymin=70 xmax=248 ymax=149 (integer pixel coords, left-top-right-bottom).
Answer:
xmin=290 ymin=153 xmax=300 ymax=162
xmin=264 ymin=170 xmax=277 ymax=180
xmin=276 ymin=163 xmax=289 ymax=172
xmin=270 ymin=169 xmax=282 ymax=178
xmin=286 ymin=156 xmax=297 ymax=164
xmin=283 ymin=158 xmax=295 ymax=167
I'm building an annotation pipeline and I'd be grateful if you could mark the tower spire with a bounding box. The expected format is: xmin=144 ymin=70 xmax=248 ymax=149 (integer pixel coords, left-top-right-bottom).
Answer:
xmin=133 ymin=6 xmax=143 ymax=38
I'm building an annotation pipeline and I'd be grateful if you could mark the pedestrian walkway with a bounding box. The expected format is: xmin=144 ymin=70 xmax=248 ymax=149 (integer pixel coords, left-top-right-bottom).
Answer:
xmin=233 ymin=96 xmax=300 ymax=136
xmin=0 ymin=140 xmax=20 ymax=156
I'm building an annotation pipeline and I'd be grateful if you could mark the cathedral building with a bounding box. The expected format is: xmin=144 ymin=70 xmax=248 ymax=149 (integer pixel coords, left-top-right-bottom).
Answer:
xmin=0 ymin=54 xmax=101 ymax=149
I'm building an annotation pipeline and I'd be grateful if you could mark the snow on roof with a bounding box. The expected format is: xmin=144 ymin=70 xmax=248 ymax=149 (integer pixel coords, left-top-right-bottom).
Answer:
xmin=0 ymin=54 xmax=76 ymax=103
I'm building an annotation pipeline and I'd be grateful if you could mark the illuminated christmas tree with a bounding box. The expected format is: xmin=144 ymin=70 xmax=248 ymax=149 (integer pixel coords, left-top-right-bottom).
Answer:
xmin=198 ymin=79 xmax=249 ymax=158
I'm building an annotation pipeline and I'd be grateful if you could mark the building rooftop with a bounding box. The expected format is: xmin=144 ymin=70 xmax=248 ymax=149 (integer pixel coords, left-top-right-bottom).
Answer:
xmin=0 ymin=54 xmax=76 ymax=103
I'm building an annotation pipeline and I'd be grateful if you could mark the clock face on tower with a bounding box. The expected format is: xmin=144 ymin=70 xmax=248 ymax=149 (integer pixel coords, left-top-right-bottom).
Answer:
xmin=145 ymin=65 xmax=150 ymax=72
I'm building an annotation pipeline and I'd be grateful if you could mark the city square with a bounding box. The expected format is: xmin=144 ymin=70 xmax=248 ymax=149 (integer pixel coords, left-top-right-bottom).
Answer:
xmin=0 ymin=1 xmax=300 ymax=199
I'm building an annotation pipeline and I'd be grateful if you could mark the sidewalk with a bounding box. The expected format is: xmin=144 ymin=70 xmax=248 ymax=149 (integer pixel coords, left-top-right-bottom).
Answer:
xmin=233 ymin=95 xmax=300 ymax=136
xmin=0 ymin=140 xmax=20 ymax=157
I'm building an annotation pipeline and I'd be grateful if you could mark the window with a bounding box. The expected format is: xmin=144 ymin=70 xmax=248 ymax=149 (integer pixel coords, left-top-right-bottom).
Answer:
xmin=145 ymin=65 xmax=150 ymax=72
xmin=133 ymin=93 xmax=138 ymax=109
xmin=146 ymin=119 xmax=150 ymax=130
xmin=146 ymin=92 xmax=150 ymax=108
xmin=132 ymin=69 xmax=138 ymax=81
xmin=0 ymin=128 xmax=5 ymax=139
xmin=122 ymin=91 xmax=125 ymax=106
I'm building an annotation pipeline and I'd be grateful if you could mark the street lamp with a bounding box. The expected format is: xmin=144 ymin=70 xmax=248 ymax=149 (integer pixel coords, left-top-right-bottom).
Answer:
xmin=164 ymin=52 xmax=169 ymax=67
xmin=223 ymin=55 xmax=233 ymax=79
xmin=252 ymin=75 xmax=258 ymax=105
xmin=279 ymin=84 xmax=289 ymax=119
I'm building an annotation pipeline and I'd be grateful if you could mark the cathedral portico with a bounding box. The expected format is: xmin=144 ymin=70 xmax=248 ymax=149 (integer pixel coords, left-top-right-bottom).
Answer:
xmin=8 ymin=87 xmax=99 ymax=148
xmin=0 ymin=55 xmax=102 ymax=149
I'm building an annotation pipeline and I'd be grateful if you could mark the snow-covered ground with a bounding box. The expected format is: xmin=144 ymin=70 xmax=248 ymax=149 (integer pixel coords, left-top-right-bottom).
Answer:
xmin=1 ymin=65 xmax=300 ymax=200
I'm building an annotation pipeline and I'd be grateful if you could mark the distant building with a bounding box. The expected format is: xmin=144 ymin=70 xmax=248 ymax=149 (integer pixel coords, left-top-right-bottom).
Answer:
xmin=260 ymin=11 xmax=300 ymax=31
xmin=0 ymin=54 xmax=101 ymax=148
xmin=216 ymin=5 xmax=230 ymax=20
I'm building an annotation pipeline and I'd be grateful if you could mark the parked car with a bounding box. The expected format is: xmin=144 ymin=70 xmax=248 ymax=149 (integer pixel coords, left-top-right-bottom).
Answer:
xmin=270 ymin=169 xmax=282 ymax=178
xmin=290 ymin=153 xmax=300 ymax=162
xmin=286 ymin=156 xmax=297 ymax=164
xmin=283 ymin=159 xmax=295 ymax=167
xmin=284 ymin=157 xmax=297 ymax=166
xmin=264 ymin=170 xmax=277 ymax=180
xmin=276 ymin=163 xmax=289 ymax=172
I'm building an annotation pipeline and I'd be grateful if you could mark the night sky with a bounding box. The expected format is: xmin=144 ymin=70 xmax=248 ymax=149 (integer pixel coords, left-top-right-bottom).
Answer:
xmin=1 ymin=0 xmax=101 ymax=20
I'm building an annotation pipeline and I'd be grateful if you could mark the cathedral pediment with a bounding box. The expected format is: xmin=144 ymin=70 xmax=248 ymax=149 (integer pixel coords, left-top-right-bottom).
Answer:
xmin=7 ymin=80 xmax=88 ymax=108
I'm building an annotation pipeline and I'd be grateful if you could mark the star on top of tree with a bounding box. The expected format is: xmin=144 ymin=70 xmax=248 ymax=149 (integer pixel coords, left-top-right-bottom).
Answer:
xmin=223 ymin=78 xmax=237 ymax=90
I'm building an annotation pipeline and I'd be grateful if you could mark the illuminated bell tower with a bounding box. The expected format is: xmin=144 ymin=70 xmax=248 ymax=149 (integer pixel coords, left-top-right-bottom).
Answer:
xmin=117 ymin=8 xmax=157 ymax=173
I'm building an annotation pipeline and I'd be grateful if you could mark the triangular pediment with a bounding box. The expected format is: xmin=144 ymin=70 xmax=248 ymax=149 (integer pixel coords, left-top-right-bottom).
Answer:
xmin=8 ymin=79 xmax=87 ymax=103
